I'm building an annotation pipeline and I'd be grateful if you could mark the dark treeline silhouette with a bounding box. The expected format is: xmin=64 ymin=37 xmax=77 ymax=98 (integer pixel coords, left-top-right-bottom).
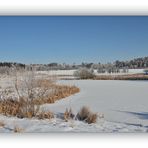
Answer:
xmin=0 ymin=62 xmax=25 ymax=68
xmin=114 ymin=57 xmax=148 ymax=69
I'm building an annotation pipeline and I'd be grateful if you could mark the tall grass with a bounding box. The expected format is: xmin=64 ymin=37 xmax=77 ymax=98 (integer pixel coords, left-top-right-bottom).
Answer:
xmin=0 ymin=68 xmax=79 ymax=119
xmin=34 ymin=84 xmax=80 ymax=105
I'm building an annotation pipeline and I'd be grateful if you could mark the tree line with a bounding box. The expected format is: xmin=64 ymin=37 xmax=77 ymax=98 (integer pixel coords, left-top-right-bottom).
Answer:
xmin=0 ymin=56 xmax=148 ymax=73
xmin=0 ymin=62 xmax=25 ymax=69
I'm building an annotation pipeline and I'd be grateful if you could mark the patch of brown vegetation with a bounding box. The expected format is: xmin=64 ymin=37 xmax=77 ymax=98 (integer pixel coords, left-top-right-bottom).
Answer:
xmin=13 ymin=126 xmax=24 ymax=133
xmin=64 ymin=108 xmax=75 ymax=122
xmin=0 ymin=68 xmax=80 ymax=120
xmin=37 ymin=111 xmax=54 ymax=120
xmin=0 ymin=79 xmax=79 ymax=119
xmin=76 ymin=106 xmax=98 ymax=124
xmin=86 ymin=113 xmax=98 ymax=124
xmin=0 ymin=121 xmax=5 ymax=127
xmin=34 ymin=84 xmax=80 ymax=105
xmin=94 ymin=74 xmax=148 ymax=80
xmin=0 ymin=98 xmax=40 ymax=118
xmin=0 ymin=97 xmax=55 ymax=121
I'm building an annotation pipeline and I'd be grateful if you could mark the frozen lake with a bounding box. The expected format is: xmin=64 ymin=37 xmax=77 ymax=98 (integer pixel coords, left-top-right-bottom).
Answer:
xmin=43 ymin=80 xmax=148 ymax=127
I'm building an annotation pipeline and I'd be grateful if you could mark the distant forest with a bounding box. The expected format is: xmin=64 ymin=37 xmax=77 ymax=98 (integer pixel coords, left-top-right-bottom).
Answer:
xmin=0 ymin=62 xmax=25 ymax=68
xmin=0 ymin=56 xmax=148 ymax=72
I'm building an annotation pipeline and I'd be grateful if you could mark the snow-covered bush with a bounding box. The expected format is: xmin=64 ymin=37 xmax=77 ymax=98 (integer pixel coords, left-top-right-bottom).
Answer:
xmin=37 ymin=111 xmax=54 ymax=120
xmin=74 ymin=68 xmax=95 ymax=79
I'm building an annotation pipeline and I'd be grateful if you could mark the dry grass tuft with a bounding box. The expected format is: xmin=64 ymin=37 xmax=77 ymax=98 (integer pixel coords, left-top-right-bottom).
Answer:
xmin=76 ymin=106 xmax=98 ymax=124
xmin=0 ymin=121 xmax=5 ymax=127
xmin=13 ymin=126 xmax=24 ymax=133
xmin=37 ymin=111 xmax=54 ymax=120
xmin=64 ymin=108 xmax=75 ymax=122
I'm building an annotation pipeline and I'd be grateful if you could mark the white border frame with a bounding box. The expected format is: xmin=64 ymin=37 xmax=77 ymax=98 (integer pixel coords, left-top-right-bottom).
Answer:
xmin=0 ymin=0 xmax=148 ymax=148
xmin=0 ymin=0 xmax=148 ymax=15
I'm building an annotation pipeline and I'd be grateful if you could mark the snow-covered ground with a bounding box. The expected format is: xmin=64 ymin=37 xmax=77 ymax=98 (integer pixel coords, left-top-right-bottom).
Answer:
xmin=0 ymin=79 xmax=148 ymax=133
xmin=94 ymin=69 xmax=144 ymax=75
xmin=37 ymin=70 xmax=76 ymax=76
xmin=37 ymin=69 xmax=145 ymax=76
xmin=0 ymin=115 xmax=147 ymax=133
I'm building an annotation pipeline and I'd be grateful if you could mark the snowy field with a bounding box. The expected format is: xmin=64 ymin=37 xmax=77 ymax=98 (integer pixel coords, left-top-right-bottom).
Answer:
xmin=0 ymin=78 xmax=148 ymax=132
xmin=37 ymin=69 xmax=145 ymax=76
xmin=37 ymin=70 xmax=76 ymax=76
xmin=94 ymin=69 xmax=144 ymax=75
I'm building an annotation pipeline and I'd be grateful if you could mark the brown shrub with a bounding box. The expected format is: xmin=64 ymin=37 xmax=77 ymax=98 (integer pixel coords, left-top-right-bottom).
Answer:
xmin=76 ymin=106 xmax=90 ymax=121
xmin=62 ymin=106 xmax=101 ymax=124
xmin=76 ymin=106 xmax=98 ymax=124
xmin=86 ymin=112 xmax=98 ymax=124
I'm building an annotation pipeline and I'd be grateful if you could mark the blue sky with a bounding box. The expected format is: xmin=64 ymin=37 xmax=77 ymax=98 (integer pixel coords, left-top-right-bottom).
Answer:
xmin=0 ymin=16 xmax=148 ymax=64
